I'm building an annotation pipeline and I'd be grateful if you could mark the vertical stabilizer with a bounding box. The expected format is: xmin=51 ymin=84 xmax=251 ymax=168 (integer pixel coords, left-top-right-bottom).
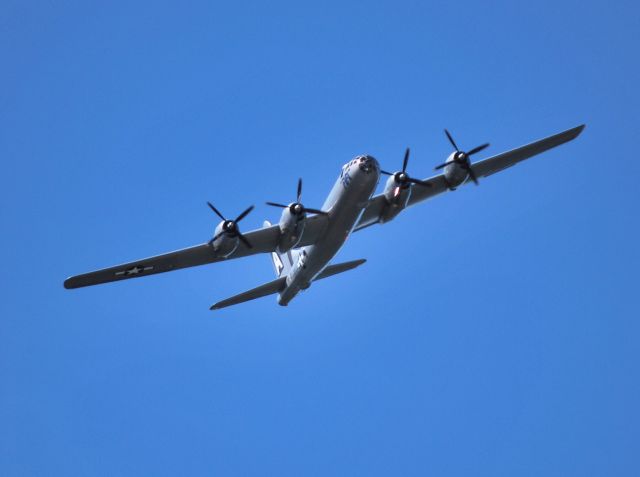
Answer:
xmin=264 ymin=220 xmax=300 ymax=278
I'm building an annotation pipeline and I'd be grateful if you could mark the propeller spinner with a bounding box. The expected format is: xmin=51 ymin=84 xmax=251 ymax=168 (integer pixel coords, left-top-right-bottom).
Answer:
xmin=266 ymin=178 xmax=328 ymax=216
xmin=380 ymin=148 xmax=431 ymax=188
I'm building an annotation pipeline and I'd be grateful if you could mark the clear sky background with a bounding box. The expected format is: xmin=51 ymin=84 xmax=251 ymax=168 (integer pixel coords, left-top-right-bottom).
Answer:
xmin=1 ymin=1 xmax=639 ymax=475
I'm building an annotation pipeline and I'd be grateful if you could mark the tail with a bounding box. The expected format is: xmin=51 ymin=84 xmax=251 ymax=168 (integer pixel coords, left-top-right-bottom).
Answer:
xmin=210 ymin=256 xmax=367 ymax=310
xmin=264 ymin=220 xmax=301 ymax=278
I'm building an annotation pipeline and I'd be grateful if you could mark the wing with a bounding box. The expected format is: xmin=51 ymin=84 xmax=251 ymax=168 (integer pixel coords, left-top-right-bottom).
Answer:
xmin=64 ymin=213 xmax=329 ymax=289
xmin=355 ymin=124 xmax=585 ymax=230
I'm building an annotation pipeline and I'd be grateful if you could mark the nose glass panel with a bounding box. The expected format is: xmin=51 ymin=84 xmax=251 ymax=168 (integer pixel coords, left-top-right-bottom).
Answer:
xmin=358 ymin=155 xmax=378 ymax=173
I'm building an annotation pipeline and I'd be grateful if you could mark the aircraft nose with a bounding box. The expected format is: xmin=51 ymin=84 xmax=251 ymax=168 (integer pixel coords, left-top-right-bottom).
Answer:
xmin=358 ymin=155 xmax=379 ymax=174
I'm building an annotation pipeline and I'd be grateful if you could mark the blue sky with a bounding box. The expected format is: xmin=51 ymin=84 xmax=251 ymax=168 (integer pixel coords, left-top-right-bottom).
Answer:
xmin=1 ymin=0 xmax=639 ymax=475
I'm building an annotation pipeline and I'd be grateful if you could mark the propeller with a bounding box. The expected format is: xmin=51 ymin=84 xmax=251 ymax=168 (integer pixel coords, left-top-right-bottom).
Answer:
xmin=207 ymin=202 xmax=254 ymax=248
xmin=380 ymin=147 xmax=431 ymax=188
xmin=434 ymin=129 xmax=489 ymax=185
xmin=266 ymin=178 xmax=328 ymax=217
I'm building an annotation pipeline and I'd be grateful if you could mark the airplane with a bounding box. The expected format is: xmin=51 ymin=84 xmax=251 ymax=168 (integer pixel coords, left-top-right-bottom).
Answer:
xmin=64 ymin=124 xmax=585 ymax=310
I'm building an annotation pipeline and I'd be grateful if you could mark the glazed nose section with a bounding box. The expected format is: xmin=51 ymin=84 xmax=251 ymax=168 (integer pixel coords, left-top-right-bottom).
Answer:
xmin=358 ymin=155 xmax=379 ymax=174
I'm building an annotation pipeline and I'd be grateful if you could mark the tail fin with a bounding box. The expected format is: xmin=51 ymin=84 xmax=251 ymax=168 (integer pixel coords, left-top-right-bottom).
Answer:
xmin=264 ymin=220 xmax=300 ymax=278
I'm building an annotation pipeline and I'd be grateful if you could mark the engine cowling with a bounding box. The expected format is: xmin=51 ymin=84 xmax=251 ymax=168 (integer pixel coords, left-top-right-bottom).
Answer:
xmin=441 ymin=152 xmax=470 ymax=189
xmin=435 ymin=130 xmax=489 ymax=189
xmin=205 ymin=202 xmax=254 ymax=256
xmin=380 ymin=175 xmax=412 ymax=223
xmin=266 ymin=179 xmax=328 ymax=252
xmin=210 ymin=220 xmax=240 ymax=257
xmin=277 ymin=204 xmax=306 ymax=253
xmin=378 ymin=147 xmax=431 ymax=223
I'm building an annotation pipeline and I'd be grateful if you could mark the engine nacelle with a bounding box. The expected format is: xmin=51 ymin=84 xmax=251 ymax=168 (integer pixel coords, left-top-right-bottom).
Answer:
xmin=441 ymin=152 xmax=469 ymax=189
xmin=211 ymin=221 xmax=239 ymax=258
xmin=277 ymin=206 xmax=305 ymax=253
xmin=380 ymin=175 xmax=412 ymax=223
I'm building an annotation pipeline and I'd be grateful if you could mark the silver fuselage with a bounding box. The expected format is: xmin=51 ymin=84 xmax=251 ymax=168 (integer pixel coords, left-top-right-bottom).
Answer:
xmin=278 ymin=155 xmax=380 ymax=305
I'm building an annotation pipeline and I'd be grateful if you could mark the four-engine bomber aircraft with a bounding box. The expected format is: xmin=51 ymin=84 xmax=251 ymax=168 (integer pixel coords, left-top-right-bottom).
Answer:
xmin=64 ymin=125 xmax=585 ymax=309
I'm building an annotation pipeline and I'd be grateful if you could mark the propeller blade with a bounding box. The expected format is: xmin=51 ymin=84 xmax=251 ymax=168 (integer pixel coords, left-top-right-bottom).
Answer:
xmin=407 ymin=177 xmax=432 ymax=187
xmin=207 ymin=202 xmax=226 ymax=221
xmin=237 ymin=233 xmax=253 ymax=249
xmin=444 ymin=129 xmax=459 ymax=151
xmin=468 ymin=167 xmax=479 ymax=185
xmin=467 ymin=143 xmax=489 ymax=156
xmin=234 ymin=205 xmax=254 ymax=223
xmin=402 ymin=148 xmax=410 ymax=173
xmin=434 ymin=162 xmax=449 ymax=170
xmin=266 ymin=202 xmax=288 ymax=208
xmin=297 ymin=178 xmax=303 ymax=203
xmin=304 ymin=208 xmax=329 ymax=216
xmin=380 ymin=170 xmax=394 ymax=176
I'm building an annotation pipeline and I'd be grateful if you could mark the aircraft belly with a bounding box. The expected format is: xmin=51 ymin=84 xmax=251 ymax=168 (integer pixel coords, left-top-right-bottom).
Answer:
xmin=278 ymin=172 xmax=376 ymax=306
xmin=310 ymin=180 xmax=372 ymax=276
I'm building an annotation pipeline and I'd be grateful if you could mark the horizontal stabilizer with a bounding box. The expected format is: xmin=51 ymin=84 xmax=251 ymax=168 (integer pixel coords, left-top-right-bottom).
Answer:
xmin=210 ymin=259 xmax=366 ymax=310
xmin=210 ymin=277 xmax=286 ymax=310
xmin=314 ymin=259 xmax=367 ymax=281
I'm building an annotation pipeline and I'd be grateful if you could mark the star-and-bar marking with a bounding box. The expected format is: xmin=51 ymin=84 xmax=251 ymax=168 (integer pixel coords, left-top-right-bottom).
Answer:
xmin=115 ymin=265 xmax=154 ymax=277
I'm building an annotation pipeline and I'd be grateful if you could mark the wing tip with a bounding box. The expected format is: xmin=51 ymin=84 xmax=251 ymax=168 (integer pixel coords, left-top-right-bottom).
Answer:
xmin=569 ymin=123 xmax=586 ymax=139
xmin=64 ymin=277 xmax=78 ymax=289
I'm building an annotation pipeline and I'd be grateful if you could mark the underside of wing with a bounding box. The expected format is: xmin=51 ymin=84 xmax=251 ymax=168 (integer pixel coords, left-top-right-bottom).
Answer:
xmin=64 ymin=225 xmax=280 ymax=288
xmin=64 ymin=243 xmax=222 ymax=289
xmin=471 ymin=124 xmax=585 ymax=179
xmin=354 ymin=124 xmax=585 ymax=231
xmin=64 ymin=212 xmax=330 ymax=289
xmin=64 ymin=224 xmax=281 ymax=289
xmin=354 ymin=175 xmax=450 ymax=231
